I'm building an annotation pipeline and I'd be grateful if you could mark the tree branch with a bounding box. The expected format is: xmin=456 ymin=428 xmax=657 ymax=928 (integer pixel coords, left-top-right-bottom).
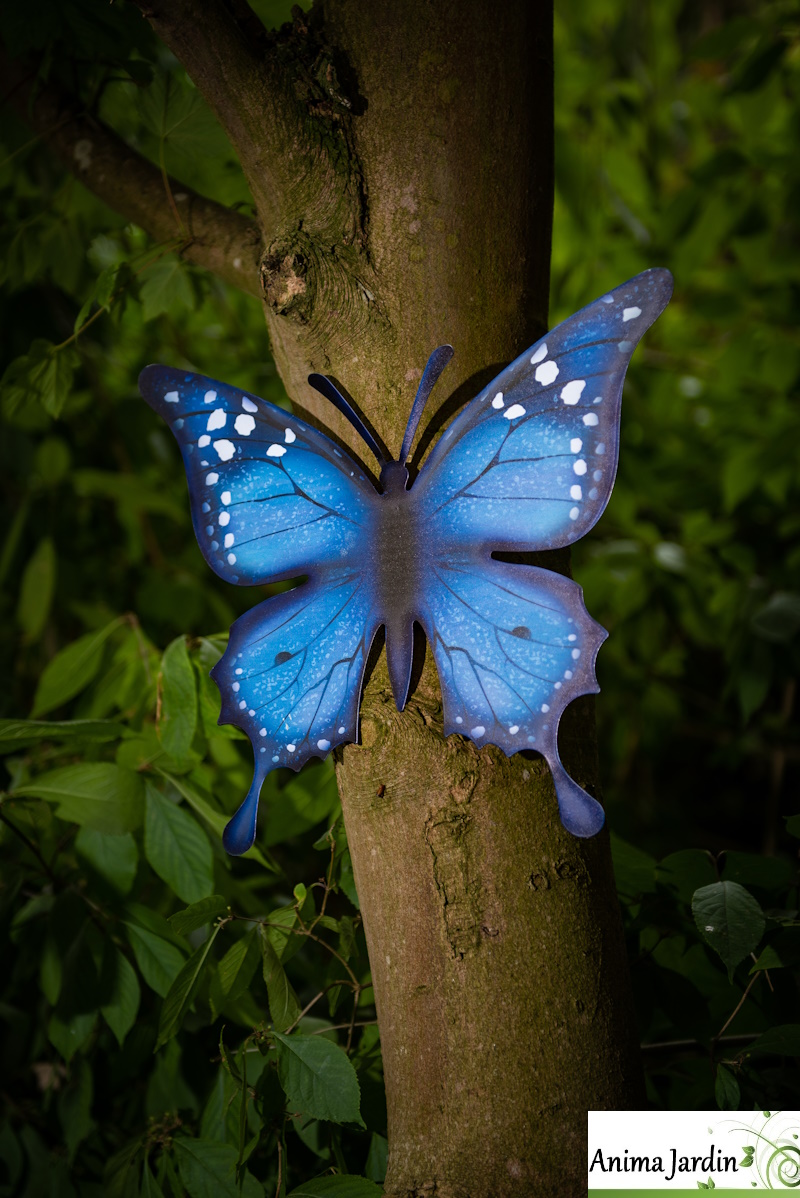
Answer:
xmin=2 ymin=51 xmax=263 ymax=298
xmin=132 ymin=0 xmax=377 ymax=339
xmin=131 ymin=0 xmax=281 ymax=229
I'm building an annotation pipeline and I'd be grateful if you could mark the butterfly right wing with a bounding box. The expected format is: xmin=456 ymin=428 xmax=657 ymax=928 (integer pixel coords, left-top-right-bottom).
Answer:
xmin=212 ymin=569 xmax=381 ymax=854
xmin=413 ymin=269 xmax=673 ymax=553
xmin=139 ymin=366 xmax=378 ymax=586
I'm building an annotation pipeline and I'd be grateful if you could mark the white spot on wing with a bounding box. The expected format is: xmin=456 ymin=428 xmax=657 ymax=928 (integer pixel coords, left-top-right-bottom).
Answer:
xmin=509 ymin=725 xmax=519 ymax=734
xmin=573 ymin=459 xmax=587 ymax=475
xmin=227 ymin=552 xmax=236 ymax=565
xmin=221 ymin=491 xmax=231 ymax=505
xmin=535 ymin=360 xmax=559 ymax=386
xmin=267 ymin=444 xmax=287 ymax=457
xmin=205 ymin=472 xmax=218 ymax=485
xmin=214 ymin=440 xmax=235 ymax=461
xmin=569 ymin=507 xmax=579 ymax=520
xmin=317 ymin=739 xmax=331 ymax=751
xmin=504 ymin=404 xmax=526 ymax=420
xmin=219 ymin=512 xmax=230 ymax=527
xmin=491 ymin=393 xmax=504 ymax=409
xmin=338 ymin=726 xmax=346 ymax=734
xmin=570 ymin=484 xmax=582 ymax=500
xmin=561 ymin=379 xmax=586 ymax=405
xmin=204 ymin=390 xmax=217 ymax=404
xmin=207 ymin=408 xmax=227 ymax=432
xmin=570 ymin=438 xmax=582 ymax=453
xmin=242 ymin=396 xmax=258 ymax=413
xmin=623 ymin=306 xmax=642 ymax=322
xmin=285 ymin=428 xmax=296 ymax=443
xmin=198 ymin=435 xmax=210 ymax=448
xmin=234 ymin=413 xmax=255 ymax=436
xmin=530 ymin=343 xmax=548 ymax=364
xmin=471 ymin=725 xmax=485 ymax=737
xmin=541 ymin=704 xmax=550 ymax=713
xmin=286 ymin=743 xmax=296 ymax=753
xmin=583 ymin=412 xmax=599 ymax=426
xmin=165 ymin=391 xmax=179 ymax=403
xmin=224 ymin=533 xmax=234 ymax=548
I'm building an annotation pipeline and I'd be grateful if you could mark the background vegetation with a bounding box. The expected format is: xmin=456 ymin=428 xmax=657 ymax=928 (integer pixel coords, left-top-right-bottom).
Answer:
xmin=1 ymin=0 xmax=798 ymax=1194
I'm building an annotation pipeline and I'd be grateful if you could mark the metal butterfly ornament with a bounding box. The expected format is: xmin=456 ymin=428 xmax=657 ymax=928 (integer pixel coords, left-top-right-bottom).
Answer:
xmin=140 ymin=267 xmax=673 ymax=855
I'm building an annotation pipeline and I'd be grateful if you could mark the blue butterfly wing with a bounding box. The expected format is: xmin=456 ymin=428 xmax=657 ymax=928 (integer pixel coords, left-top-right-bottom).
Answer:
xmin=212 ymin=570 xmax=380 ymax=854
xmin=410 ymin=268 xmax=672 ymax=834
xmin=414 ymin=268 xmax=673 ymax=550
xmin=416 ymin=555 xmax=607 ymax=835
xmin=140 ymin=366 xmax=381 ymax=853
xmin=139 ymin=366 xmax=378 ymax=585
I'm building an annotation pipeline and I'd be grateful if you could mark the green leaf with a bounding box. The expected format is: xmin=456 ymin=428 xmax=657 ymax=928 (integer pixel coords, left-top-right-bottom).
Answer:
xmin=141 ymin=1160 xmax=166 ymax=1197
xmin=610 ymin=832 xmax=657 ymax=898
xmin=57 ymin=1057 xmax=94 ymax=1163
xmin=12 ymin=763 xmax=144 ymax=834
xmin=31 ymin=617 xmax=124 ymax=716
xmin=259 ymin=925 xmax=301 ymax=1032
xmin=75 ymin=827 xmax=138 ymax=895
xmin=0 ymin=718 xmax=127 ymax=754
xmin=714 ymin=1063 xmax=740 ymax=1111
xmin=159 ymin=636 xmax=198 ymax=762
xmin=210 ymin=929 xmax=261 ymax=1018
xmin=125 ymin=922 xmax=186 ymax=998
xmin=174 ymin=1136 xmax=262 ymax=1198
xmin=144 ymin=782 xmax=214 ymax=904
xmin=17 ymin=537 xmax=56 ymax=641
xmin=721 ymin=851 xmax=793 ymax=892
xmin=365 ymin=1132 xmax=388 ymax=1184
xmin=169 ymin=896 xmax=228 ymax=937
xmin=273 ymin=1031 xmax=363 ymax=1126
xmin=103 ymin=1138 xmax=142 ymax=1198
xmin=287 ymin=1177 xmax=384 ymax=1197
xmin=155 ymin=925 xmax=220 ymax=1050
xmin=160 ymin=771 xmax=274 ymax=869
xmin=101 ymin=947 xmax=141 ymax=1046
xmin=657 ymin=850 xmax=716 ymax=903
xmin=692 ymin=881 xmax=765 ymax=978
xmin=48 ymin=1009 xmax=96 ymax=1062
xmin=146 ymin=1038 xmax=197 ymax=1118
xmin=747 ymin=1024 xmax=800 ymax=1057
xmin=140 ymin=258 xmax=194 ymax=322
xmin=0 ymin=339 xmax=79 ymax=419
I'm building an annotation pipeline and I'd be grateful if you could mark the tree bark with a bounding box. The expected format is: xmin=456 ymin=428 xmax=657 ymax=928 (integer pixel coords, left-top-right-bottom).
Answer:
xmin=7 ymin=1 xmax=645 ymax=1193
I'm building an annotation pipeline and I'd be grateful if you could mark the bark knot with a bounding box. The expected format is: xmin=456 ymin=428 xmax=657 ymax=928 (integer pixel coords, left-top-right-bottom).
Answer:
xmin=260 ymin=246 xmax=309 ymax=316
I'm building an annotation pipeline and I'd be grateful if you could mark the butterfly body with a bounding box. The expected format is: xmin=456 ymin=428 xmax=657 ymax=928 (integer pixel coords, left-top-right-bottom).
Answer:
xmin=139 ymin=267 xmax=673 ymax=855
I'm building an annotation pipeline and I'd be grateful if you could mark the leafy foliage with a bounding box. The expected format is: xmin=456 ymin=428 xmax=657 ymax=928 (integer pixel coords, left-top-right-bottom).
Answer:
xmin=0 ymin=0 xmax=798 ymax=1193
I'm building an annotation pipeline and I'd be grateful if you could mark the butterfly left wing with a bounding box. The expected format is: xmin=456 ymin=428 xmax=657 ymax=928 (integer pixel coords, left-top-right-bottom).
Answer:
xmin=140 ymin=366 xmax=383 ymax=854
xmin=414 ymin=268 xmax=672 ymax=551
xmin=416 ymin=555 xmax=606 ymax=836
xmin=139 ymin=365 xmax=377 ymax=586
xmin=212 ymin=569 xmax=380 ymax=854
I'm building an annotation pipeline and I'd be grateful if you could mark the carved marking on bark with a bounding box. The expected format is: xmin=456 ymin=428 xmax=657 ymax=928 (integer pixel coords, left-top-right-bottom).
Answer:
xmin=424 ymin=774 xmax=482 ymax=959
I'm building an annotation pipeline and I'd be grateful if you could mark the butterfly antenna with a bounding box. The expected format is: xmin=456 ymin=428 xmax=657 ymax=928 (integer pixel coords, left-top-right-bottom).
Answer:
xmin=400 ymin=344 xmax=454 ymax=464
xmin=308 ymin=373 xmax=387 ymax=467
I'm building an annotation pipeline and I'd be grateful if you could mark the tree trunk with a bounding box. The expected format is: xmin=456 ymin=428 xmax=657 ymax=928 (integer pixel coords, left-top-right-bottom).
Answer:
xmin=11 ymin=0 xmax=645 ymax=1192
xmin=305 ymin=5 xmax=644 ymax=1195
